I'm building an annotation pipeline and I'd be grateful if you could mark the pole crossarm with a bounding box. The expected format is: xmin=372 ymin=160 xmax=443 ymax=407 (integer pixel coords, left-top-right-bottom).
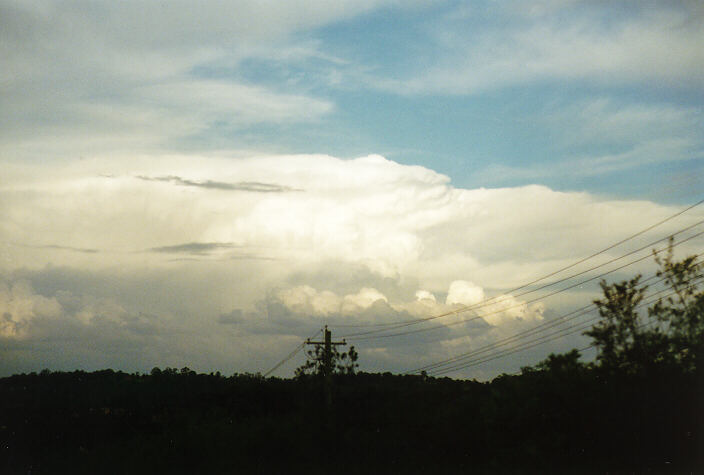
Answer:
xmin=304 ymin=325 xmax=347 ymax=409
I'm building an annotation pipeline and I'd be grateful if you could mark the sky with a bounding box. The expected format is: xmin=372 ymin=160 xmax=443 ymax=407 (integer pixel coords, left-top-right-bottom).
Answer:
xmin=1 ymin=0 xmax=703 ymax=379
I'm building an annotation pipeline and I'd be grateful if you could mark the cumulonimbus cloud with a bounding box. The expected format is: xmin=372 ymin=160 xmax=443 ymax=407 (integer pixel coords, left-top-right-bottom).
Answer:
xmin=0 ymin=153 xmax=701 ymax=376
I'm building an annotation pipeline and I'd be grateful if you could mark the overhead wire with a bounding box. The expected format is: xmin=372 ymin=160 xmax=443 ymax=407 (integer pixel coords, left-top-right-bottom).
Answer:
xmin=431 ymin=309 xmax=671 ymax=378
xmin=427 ymin=275 xmax=703 ymax=377
xmin=408 ymin=263 xmax=702 ymax=374
xmin=262 ymin=328 xmax=322 ymax=377
xmin=330 ymin=197 xmax=704 ymax=330
xmin=338 ymin=218 xmax=704 ymax=339
xmin=430 ymin=319 xmax=602 ymax=376
xmin=564 ymin=315 xmax=670 ymax=360
xmin=421 ymin=269 xmax=703 ymax=375
xmin=344 ymin=230 xmax=704 ymax=341
xmin=260 ymin=199 xmax=703 ymax=378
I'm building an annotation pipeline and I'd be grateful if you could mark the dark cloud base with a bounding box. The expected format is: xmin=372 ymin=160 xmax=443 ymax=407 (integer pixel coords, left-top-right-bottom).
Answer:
xmin=135 ymin=175 xmax=302 ymax=193
xmin=149 ymin=242 xmax=238 ymax=255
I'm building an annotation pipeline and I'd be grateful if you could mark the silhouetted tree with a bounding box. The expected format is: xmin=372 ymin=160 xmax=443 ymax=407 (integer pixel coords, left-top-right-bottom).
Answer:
xmin=294 ymin=344 xmax=359 ymax=378
xmin=585 ymin=238 xmax=703 ymax=374
xmin=585 ymin=275 xmax=649 ymax=373
xmin=650 ymin=240 xmax=704 ymax=371
xmin=529 ymin=348 xmax=585 ymax=375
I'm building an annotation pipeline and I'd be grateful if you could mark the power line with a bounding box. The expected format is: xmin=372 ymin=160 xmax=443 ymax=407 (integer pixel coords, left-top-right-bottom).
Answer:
xmin=263 ymin=343 xmax=305 ymax=377
xmin=424 ymin=284 xmax=674 ymax=375
xmin=263 ymin=329 xmax=322 ymax=377
xmin=505 ymin=340 xmax=616 ymax=377
xmin=430 ymin=318 xmax=601 ymax=376
xmin=432 ymin=311 xmax=669 ymax=378
xmin=428 ymin=277 xmax=703 ymax=377
xmin=408 ymin=266 xmax=700 ymax=374
xmin=420 ymin=269 xmax=703 ymax=375
xmin=344 ymin=230 xmax=703 ymax=341
xmin=338 ymin=218 xmax=704 ymax=339
xmin=330 ymin=197 xmax=704 ymax=330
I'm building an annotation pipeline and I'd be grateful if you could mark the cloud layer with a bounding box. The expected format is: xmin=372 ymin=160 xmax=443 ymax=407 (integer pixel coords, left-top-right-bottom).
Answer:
xmin=1 ymin=153 xmax=701 ymax=377
xmin=372 ymin=1 xmax=704 ymax=94
xmin=1 ymin=0 xmax=402 ymax=158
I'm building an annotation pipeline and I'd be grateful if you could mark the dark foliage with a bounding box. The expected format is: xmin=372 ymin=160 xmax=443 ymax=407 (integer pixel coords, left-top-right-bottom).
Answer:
xmin=295 ymin=343 xmax=359 ymax=378
xmin=0 ymin=364 xmax=699 ymax=473
xmin=586 ymin=239 xmax=704 ymax=375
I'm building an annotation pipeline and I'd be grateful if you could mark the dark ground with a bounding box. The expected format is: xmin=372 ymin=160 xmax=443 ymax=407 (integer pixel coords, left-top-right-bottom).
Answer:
xmin=0 ymin=367 xmax=701 ymax=474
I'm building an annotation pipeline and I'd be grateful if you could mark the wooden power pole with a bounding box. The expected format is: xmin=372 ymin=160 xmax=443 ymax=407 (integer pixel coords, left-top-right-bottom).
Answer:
xmin=306 ymin=325 xmax=346 ymax=409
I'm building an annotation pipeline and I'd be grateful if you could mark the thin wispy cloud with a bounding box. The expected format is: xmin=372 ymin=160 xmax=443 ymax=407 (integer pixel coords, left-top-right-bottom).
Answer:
xmin=148 ymin=242 xmax=238 ymax=255
xmin=364 ymin=1 xmax=704 ymax=95
xmin=18 ymin=244 xmax=100 ymax=254
xmin=148 ymin=241 xmax=279 ymax=261
xmin=136 ymin=175 xmax=302 ymax=192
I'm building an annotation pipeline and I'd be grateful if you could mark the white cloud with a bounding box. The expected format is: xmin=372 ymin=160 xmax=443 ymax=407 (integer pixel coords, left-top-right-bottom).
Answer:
xmin=136 ymin=80 xmax=334 ymax=126
xmin=477 ymin=139 xmax=701 ymax=185
xmin=272 ymin=286 xmax=390 ymax=321
xmin=267 ymin=278 xmax=542 ymax=337
xmin=471 ymin=97 xmax=703 ymax=185
xmin=276 ymin=286 xmax=342 ymax=317
xmin=414 ymin=290 xmax=436 ymax=303
xmin=537 ymin=98 xmax=702 ymax=174
xmin=371 ymin=2 xmax=704 ymax=94
xmin=3 ymin=153 xmax=700 ymax=285
xmin=0 ymin=280 xmax=61 ymax=338
xmin=1 ymin=153 xmax=701 ymax=376
xmin=342 ymin=288 xmax=388 ymax=312
xmin=446 ymin=281 xmax=485 ymax=306
xmin=0 ymin=277 xmax=167 ymax=339
xmin=0 ymin=0 xmax=404 ymax=158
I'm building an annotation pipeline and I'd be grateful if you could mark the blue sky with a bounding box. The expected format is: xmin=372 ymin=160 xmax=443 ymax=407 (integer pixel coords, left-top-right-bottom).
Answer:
xmin=178 ymin=0 xmax=704 ymax=201
xmin=0 ymin=0 xmax=702 ymax=378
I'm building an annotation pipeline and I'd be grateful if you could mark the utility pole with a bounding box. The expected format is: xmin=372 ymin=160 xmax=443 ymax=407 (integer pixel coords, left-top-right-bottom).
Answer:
xmin=306 ymin=325 xmax=346 ymax=409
